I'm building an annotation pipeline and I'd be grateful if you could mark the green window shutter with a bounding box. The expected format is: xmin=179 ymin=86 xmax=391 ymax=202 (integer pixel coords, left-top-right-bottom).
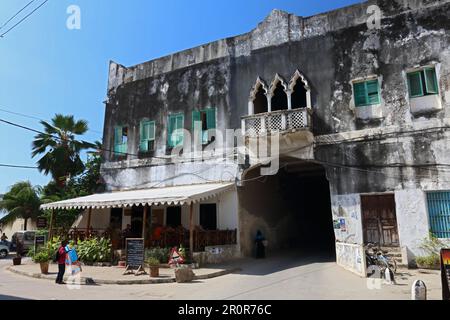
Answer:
xmin=139 ymin=121 xmax=149 ymax=152
xmin=167 ymin=115 xmax=176 ymax=147
xmin=424 ymin=68 xmax=438 ymax=94
xmin=148 ymin=121 xmax=155 ymax=141
xmin=407 ymin=72 xmax=424 ymax=98
xmin=168 ymin=114 xmax=184 ymax=147
xmin=353 ymin=82 xmax=367 ymax=107
xmin=176 ymin=114 xmax=184 ymax=146
xmin=113 ymin=126 xmax=122 ymax=154
xmin=192 ymin=110 xmax=202 ymax=143
xmin=141 ymin=121 xmax=155 ymax=141
xmin=366 ymin=80 xmax=380 ymax=105
xmin=206 ymin=108 xmax=216 ymax=129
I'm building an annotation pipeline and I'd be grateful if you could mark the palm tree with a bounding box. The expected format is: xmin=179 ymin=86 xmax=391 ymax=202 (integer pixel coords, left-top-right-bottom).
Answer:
xmin=32 ymin=114 xmax=96 ymax=187
xmin=0 ymin=182 xmax=41 ymax=230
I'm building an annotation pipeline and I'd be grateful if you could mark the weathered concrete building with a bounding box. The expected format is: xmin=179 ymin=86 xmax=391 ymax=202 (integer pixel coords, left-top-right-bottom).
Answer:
xmin=43 ymin=0 xmax=450 ymax=275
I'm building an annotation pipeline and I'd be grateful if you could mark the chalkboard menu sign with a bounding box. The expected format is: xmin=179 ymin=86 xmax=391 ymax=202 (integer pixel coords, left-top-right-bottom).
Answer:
xmin=125 ymin=238 xmax=145 ymax=269
xmin=441 ymin=249 xmax=450 ymax=300
xmin=34 ymin=235 xmax=46 ymax=252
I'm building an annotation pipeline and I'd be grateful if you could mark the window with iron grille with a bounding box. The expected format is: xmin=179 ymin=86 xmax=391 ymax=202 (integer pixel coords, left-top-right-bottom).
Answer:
xmin=426 ymin=191 xmax=450 ymax=239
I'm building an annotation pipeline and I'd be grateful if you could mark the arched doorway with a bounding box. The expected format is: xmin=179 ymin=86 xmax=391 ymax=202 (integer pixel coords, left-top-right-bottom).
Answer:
xmin=238 ymin=160 xmax=335 ymax=260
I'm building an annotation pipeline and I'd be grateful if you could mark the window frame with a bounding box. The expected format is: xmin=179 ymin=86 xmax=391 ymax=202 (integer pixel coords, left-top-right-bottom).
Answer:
xmin=407 ymin=67 xmax=439 ymax=98
xmin=167 ymin=113 xmax=184 ymax=148
xmin=353 ymin=79 xmax=381 ymax=107
xmin=139 ymin=120 xmax=156 ymax=153
xmin=113 ymin=125 xmax=128 ymax=156
xmin=192 ymin=107 xmax=216 ymax=145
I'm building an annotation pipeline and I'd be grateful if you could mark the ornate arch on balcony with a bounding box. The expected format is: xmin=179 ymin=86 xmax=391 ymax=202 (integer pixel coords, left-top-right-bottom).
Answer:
xmin=268 ymin=73 xmax=288 ymax=112
xmin=288 ymin=69 xmax=312 ymax=109
xmin=248 ymin=77 xmax=269 ymax=115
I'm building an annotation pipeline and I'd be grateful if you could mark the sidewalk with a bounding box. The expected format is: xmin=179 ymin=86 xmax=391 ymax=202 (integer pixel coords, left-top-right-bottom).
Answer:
xmin=6 ymin=261 xmax=241 ymax=285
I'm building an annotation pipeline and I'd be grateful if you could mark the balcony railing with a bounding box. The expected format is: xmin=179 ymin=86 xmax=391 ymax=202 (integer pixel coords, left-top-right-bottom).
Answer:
xmin=242 ymin=108 xmax=312 ymax=137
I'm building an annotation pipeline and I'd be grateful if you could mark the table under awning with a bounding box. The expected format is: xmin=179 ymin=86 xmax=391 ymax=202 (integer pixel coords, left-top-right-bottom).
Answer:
xmin=40 ymin=182 xmax=235 ymax=210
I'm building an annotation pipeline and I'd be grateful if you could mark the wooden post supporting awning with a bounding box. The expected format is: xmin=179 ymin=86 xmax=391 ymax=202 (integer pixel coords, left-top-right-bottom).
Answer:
xmin=189 ymin=202 xmax=194 ymax=260
xmin=142 ymin=204 xmax=149 ymax=247
xmin=86 ymin=207 xmax=92 ymax=238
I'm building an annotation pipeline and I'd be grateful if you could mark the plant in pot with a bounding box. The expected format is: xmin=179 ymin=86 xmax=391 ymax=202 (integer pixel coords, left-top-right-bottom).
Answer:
xmin=12 ymin=242 xmax=24 ymax=265
xmin=146 ymin=257 xmax=160 ymax=277
xmin=32 ymin=250 xmax=51 ymax=274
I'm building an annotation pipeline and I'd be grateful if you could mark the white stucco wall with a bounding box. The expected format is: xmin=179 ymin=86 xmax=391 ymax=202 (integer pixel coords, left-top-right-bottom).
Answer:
xmin=72 ymin=209 xmax=111 ymax=230
xmin=0 ymin=219 xmax=37 ymax=239
xmin=395 ymin=189 xmax=431 ymax=265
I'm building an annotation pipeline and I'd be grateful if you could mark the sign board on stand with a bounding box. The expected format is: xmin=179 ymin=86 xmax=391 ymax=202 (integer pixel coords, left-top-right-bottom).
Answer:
xmin=441 ymin=249 xmax=450 ymax=300
xmin=123 ymin=238 xmax=146 ymax=276
xmin=34 ymin=235 xmax=46 ymax=253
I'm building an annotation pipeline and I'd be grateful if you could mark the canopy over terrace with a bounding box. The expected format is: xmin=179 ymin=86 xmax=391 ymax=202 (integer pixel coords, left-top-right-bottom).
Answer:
xmin=41 ymin=182 xmax=235 ymax=257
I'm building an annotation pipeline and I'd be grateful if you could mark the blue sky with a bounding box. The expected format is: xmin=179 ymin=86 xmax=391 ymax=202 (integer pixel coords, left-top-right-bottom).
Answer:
xmin=0 ymin=0 xmax=362 ymax=194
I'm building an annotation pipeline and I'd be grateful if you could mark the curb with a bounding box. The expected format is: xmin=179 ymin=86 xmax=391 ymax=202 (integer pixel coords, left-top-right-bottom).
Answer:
xmin=6 ymin=265 xmax=241 ymax=285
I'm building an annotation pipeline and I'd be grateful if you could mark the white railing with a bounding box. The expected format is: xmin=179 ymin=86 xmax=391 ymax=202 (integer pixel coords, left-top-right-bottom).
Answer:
xmin=242 ymin=108 xmax=311 ymax=137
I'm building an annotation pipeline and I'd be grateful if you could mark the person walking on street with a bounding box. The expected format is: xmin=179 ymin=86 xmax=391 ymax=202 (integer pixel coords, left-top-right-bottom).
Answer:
xmin=56 ymin=240 xmax=68 ymax=284
xmin=255 ymin=230 xmax=266 ymax=259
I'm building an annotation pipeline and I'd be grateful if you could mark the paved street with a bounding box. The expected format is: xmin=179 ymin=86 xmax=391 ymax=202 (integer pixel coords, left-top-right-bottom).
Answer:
xmin=0 ymin=252 xmax=443 ymax=300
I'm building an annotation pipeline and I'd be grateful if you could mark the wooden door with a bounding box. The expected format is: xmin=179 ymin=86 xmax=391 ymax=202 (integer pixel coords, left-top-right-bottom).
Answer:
xmin=361 ymin=194 xmax=399 ymax=247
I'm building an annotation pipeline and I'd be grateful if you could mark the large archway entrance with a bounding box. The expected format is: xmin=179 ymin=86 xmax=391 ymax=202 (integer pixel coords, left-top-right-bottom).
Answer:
xmin=238 ymin=160 xmax=335 ymax=260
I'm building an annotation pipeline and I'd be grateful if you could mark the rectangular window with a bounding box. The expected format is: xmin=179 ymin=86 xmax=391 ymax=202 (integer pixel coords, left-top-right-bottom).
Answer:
xmin=114 ymin=126 xmax=128 ymax=156
xmin=192 ymin=108 xmax=216 ymax=144
xmin=167 ymin=113 xmax=184 ymax=148
xmin=200 ymin=203 xmax=217 ymax=230
xmin=166 ymin=206 xmax=182 ymax=228
xmin=353 ymin=79 xmax=380 ymax=107
xmin=407 ymin=67 xmax=439 ymax=98
xmin=139 ymin=120 xmax=156 ymax=152
xmin=426 ymin=191 xmax=450 ymax=238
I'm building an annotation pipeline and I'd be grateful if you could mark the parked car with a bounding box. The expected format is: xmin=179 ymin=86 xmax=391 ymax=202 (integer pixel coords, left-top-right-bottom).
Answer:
xmin=0 ymin=243 xmax=9 ymax=258
xmin=10 ymin=231 xmax=37 ymax=253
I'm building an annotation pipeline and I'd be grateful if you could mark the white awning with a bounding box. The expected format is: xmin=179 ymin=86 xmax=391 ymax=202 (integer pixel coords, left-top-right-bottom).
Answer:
xmin=40 ymin=183 xmax=235 ymax=210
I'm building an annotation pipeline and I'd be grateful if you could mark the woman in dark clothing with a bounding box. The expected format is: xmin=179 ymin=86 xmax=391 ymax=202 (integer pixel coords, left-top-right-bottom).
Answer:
xmin=255 ymin=230 xmax=266 ymax=259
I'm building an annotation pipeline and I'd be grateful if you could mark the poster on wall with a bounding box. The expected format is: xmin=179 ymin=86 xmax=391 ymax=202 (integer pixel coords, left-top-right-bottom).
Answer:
xmin=441 ymin=249 xmax=450 ymax=300
xmin=339 ymin=219 xmax=346 ymax=232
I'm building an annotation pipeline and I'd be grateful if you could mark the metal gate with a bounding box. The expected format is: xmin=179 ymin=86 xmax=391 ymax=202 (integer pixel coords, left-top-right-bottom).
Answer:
xmin=361 ymin=194 xmax=399 ymax=247
xmin=426 ymin=191 xmax=450 ymax=239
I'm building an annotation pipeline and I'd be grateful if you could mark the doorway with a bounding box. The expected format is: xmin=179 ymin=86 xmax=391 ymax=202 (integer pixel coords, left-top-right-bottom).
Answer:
xmin=361 ymin=194 xmax=399 ymax=247
xmin=131 ymin=206 xmax=144 ymax=237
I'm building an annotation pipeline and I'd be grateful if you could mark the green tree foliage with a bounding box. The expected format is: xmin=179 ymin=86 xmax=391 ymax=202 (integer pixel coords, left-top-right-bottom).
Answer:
xmin=0 ymin=181 xmax=42 ymax=230
xmin=32 ymin=114 xmax=96 ymax=187
xmin=40 ymin=150 xmax=105 ymax=230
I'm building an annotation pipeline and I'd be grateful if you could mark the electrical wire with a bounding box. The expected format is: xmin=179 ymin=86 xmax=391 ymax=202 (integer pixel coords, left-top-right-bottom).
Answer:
xmin=0 ymin=0 xmax=49 ymax=38
xmin=0 ymin=0 xmax=36 ymax=30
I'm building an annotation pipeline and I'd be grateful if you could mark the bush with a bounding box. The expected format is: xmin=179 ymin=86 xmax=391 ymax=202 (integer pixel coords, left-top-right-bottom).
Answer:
xmin=415 ymin=232 xmax=447 ymax=269
xmin=145 ymin=247 xmax=170 ymax=264
xmin=32 ymin=250 xmax=51 ymax=263
xmin=146 ymin=257 xmax=160 ymax=266
xmin=76 ymin=237 xmax=112 ymax=264
xmin=416 ymin=254 xmax=440 ymax=268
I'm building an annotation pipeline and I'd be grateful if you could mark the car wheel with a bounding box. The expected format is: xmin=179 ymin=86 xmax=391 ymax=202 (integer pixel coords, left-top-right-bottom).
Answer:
xmin=0 ymin=250 xmax=7 ymax=258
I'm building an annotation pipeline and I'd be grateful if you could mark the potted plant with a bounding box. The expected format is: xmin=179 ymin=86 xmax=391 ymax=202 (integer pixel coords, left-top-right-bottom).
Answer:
xmin=32 ymin=250 xmax=51 ymax=274
xmin=146 ymin=257 xmax=160 ymax=277
xmin=12 ymin=241 xmax=24 ymax=265
xmin=12 ymin=253 xmax=22 ymax=266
